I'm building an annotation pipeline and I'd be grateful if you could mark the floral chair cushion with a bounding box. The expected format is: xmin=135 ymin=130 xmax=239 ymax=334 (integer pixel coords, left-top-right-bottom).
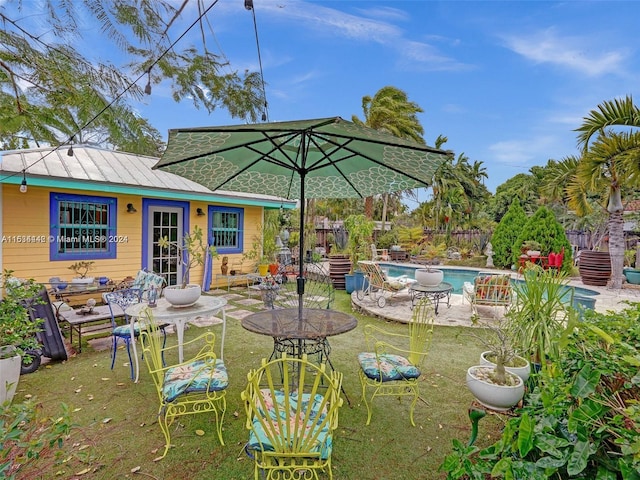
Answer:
xmin=358 ymin=352 xmax=421 ymax=381
xmin=113 ymin=322 xmax=141 ymax=338
xmin=247 ymin=389 xmax=332 ymax=460
xmin=162 ymin=358 xmax=228 ymax=403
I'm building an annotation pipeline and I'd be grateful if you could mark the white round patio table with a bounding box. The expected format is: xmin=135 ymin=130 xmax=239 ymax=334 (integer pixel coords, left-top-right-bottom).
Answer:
xmin=125 ymin=296 xmax=227 ymax=383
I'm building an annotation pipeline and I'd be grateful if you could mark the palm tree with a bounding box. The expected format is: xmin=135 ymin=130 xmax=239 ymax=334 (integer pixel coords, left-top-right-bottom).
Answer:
xmin=574 ymin=97 xmax=640 ymax=289
xmin=352 ymin=86 xmax=426 ymax=220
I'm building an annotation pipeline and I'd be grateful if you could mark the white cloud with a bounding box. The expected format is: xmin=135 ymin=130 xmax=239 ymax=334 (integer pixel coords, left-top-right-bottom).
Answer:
xmin=489 ymin=136 xmax=559 ymax=166
xmin=502 ymin=28 xmax=627 ymax=77
xmin=252 ymin=0 xmax=468 ymax=71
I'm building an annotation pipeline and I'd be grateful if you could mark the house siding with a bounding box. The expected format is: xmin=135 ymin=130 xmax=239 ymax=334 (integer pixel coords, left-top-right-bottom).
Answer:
xmin=2 ymin=185 xmax=264 ymax=288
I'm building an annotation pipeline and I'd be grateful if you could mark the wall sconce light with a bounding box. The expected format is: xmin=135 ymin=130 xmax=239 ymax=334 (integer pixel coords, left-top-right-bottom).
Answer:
xmin=196 ymin=208 xmax=205 ymax=216
xmin=19 ymin=171 xmax=27 ymax=193
xmin=126 ymin=203 xmax=137 ymax=213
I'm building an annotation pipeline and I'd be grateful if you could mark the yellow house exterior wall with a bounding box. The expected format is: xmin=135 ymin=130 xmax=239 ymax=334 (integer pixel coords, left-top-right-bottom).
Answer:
xmin=2 ymin=185 xmax=265 ymax=289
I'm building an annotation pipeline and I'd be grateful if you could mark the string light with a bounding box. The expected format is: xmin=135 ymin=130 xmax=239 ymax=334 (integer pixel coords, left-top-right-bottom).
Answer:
xmin=144 ymin=68 xmax=152 ymax=95
xmin=19 ymin=171 xmax=27 ymax=193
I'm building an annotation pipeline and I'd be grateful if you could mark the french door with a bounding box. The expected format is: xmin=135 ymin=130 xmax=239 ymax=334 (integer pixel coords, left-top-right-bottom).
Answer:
xmin=148 ymin=206 xmax=183 ymax=286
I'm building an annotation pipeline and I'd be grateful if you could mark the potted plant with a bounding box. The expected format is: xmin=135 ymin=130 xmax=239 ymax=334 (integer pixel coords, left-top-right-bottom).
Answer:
xmin=506 ymin=267 xmax=573 ymax=369
xmin=0 ymin=270 xmax=44 ymax=404
xmin=623 ymin=249 xmax=640 ymax=284
xmin=414 ymin=242 xmax=447 ymax=286
xmin=521 ymin=240 xmax=542 ymax=256
xmin=158 ymin=225 xmax=217 ymax=306
xmin=68 ymin=261 xmax=95 ymax=285
xmin=466 ymin=318 xmax=526 ymax=411
xmin=343 ymin=214 xmax=375 ymax=293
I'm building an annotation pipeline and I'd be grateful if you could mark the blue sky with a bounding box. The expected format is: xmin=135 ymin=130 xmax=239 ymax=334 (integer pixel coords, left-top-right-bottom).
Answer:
xmin=7 ymin=1 xmax=640 ymax=201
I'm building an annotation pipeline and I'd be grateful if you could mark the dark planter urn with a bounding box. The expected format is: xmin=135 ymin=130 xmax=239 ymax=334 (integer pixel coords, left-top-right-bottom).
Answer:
xmin=578 ymin=250 xmax=611 ymax=286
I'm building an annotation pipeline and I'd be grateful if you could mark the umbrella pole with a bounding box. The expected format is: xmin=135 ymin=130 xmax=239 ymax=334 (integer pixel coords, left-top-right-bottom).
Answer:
xmin=297 ymin=171 xmax=306 ymax=321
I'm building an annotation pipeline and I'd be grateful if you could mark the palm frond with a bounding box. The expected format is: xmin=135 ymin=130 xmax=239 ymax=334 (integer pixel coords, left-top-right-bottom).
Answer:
xmin=576 ymin=96 xmax=640 ymax=150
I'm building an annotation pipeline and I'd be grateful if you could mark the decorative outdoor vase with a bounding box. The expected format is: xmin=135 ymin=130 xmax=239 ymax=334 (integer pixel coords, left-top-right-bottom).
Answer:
xmin=466 ymin=365 xmax=525 ymax=411
xmin=479 ymin=351 xmax=531 ymax=383
xmin=623 ymin=268 xmax=640 ymax=285
xmin=163 ymin=284 xmax=201 ymax=307
xmin=0 ymin=346 xmax=22 ymax=404
xmin=578 ymin=250 xmax=611 ymax=286
xmin=414 ymin=268 xmax=443 ymax=286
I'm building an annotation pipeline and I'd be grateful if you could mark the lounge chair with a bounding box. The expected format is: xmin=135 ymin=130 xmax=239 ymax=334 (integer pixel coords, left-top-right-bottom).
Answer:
xmin=356 ymin=261 xmax=415 ymax=308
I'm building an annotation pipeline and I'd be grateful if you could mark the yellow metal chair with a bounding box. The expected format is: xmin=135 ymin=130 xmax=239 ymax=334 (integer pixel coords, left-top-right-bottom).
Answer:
xmin=241 ymin=354 xmax=344 ymax=480
xmin=356 ymin=260 xmax=414 ymax=308
xmin=357 ymin=297 xmax=435 ymax=425
xmin=139 ymin=310 xmax=228 ymax=458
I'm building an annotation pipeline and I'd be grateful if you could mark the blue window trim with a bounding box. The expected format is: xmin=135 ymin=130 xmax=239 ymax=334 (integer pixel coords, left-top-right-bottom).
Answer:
xmin=208 ymin=206 xmax=244 ymax=254
xmin=141 ymin=198 xmax=190 ymax=272
xmin=49 ymin=192 xmax=117 ymax=261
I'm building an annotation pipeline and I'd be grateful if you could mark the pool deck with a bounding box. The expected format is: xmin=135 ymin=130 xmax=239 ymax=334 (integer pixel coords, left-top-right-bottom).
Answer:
xmin=351 ymin=265 xmax=640 ymax=327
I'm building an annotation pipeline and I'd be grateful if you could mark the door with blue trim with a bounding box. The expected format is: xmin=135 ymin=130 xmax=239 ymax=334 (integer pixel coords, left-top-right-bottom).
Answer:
xmin=148 ymin=206 xmax=183 ymax=286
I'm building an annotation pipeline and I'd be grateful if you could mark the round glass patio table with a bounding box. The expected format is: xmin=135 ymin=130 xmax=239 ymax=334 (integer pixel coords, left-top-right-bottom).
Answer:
xmin=241 ymin=307 xmax=357 ymax=343
xmin=242 ymin=307 xmax=357 ymax=402
xmin=125 ymin=296 xmax=227 ymax=383
xmin=409 ymin=282 xmax=453 ymax=314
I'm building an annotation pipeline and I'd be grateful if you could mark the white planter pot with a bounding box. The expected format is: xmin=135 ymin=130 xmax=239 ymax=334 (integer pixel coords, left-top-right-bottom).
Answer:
xmin=466 ymin=365 xmax=524 ymax=411
xmin=0 ymin=346 xmax=22 ymax=404
xmin=163 ymin=284 xmax=201 ymax=307
xmin=479 ymin=351 xmax=531 ymax=383
xmin=414 ymin=268 xmax=444 ymax=286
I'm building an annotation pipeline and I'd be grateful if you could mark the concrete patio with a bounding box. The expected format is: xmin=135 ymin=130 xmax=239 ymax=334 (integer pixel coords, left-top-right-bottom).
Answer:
xmin=350 ymin=269 xmax=640 ymax=327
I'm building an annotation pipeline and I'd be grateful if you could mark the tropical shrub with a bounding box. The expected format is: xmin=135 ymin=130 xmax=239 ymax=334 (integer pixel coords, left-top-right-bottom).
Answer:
xmin=513 ymin=206 xmax=573 ymax=270
xmin=490 ymin=199 xmax=527 ymax=268
xmin=440 ymin=304 xmax=640 ymax=479
xmin=1 ymin=399 xmax=72 ymax=478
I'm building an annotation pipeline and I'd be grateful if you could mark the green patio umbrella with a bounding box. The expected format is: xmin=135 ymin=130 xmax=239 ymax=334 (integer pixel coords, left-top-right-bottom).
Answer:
xmin=153 ymin=117 xmax=451 ymax=318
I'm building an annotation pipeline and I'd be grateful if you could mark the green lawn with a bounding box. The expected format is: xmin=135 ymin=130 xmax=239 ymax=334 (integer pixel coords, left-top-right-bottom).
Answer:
xmin=16 ymin=290 xmax=504 ymax=479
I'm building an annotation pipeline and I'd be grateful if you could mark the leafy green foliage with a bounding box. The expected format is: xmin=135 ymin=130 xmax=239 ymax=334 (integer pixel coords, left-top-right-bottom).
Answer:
xmin=441 ymin=304 xmax=640 ymax=479
xmin=343 ymin=214 xmax=374 ymax=272
xmin=490 ymin=199 xmax=528 ymax=268
xmin=0 ymin=1 xmax=265 ymax=151
xmin=514 ymin=206 xmax=573 ymax=269
xmin=0 ymin=271 xmax=45 ymax=356
xmin=506 ymin=268 xmax=573 ymax=364
xmin=0 ymin=400 xmax=72 ymax=479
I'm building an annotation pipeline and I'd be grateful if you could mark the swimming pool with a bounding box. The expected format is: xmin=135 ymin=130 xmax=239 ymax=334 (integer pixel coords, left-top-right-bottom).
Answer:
xmin=378 ymin=263 xmax=599 ymax=298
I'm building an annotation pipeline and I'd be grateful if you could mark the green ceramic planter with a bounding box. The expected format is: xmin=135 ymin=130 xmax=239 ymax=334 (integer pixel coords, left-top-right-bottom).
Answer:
xmin=624 ymin=268 xmax=640 ymax=285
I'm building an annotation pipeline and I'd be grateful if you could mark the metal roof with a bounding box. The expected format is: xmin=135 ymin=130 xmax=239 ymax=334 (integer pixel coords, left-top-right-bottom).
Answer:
xmin=0 ymin=145 xmax=295 ymax=208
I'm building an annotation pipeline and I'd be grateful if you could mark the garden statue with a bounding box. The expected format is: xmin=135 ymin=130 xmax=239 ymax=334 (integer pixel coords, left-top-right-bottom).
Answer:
xmin=485 ymin=242 xmax=494 ymax=268
xmin=221 ymin=256 xmax=229 ymax=275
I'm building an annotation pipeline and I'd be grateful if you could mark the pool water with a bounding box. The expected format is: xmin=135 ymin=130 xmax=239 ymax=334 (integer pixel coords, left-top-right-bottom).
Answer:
xmin=379 ymin=263 xmax=599 ymax=298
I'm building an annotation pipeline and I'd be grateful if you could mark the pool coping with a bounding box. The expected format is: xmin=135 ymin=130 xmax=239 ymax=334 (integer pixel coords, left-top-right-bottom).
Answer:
xmin=351 ymin=263 xmax=640 ymax=326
